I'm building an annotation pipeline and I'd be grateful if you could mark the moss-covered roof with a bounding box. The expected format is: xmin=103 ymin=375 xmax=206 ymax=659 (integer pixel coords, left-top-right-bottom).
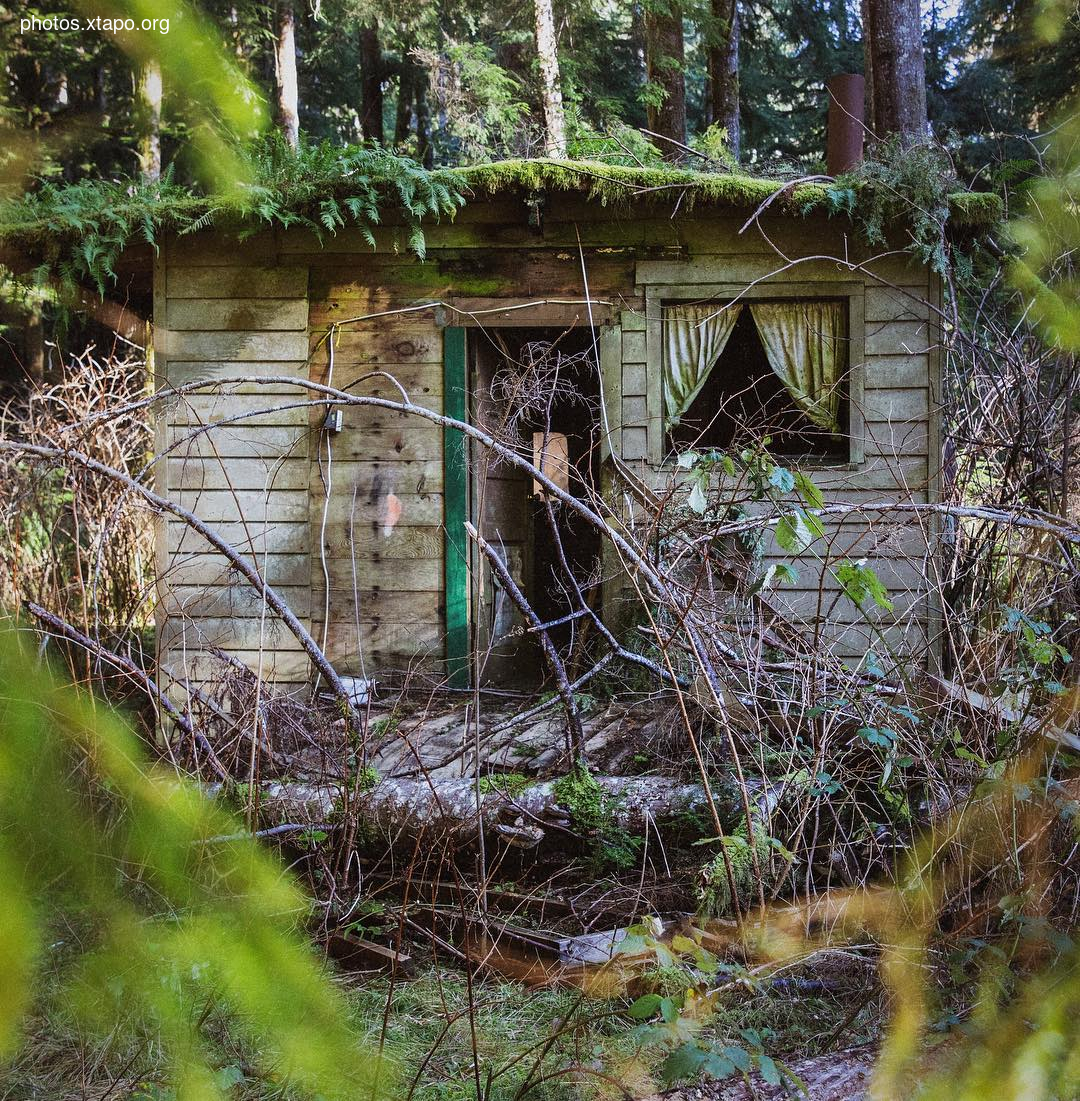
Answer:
xmin=0 ymin=151 xmax=1004 ymax=295
xmin=439 ymin=157 xmax=1003 ymax=227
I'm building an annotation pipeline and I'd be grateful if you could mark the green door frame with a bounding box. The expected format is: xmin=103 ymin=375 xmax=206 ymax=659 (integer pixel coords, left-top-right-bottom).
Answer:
xmin=443 ymin=326 xmax=470 ymax=688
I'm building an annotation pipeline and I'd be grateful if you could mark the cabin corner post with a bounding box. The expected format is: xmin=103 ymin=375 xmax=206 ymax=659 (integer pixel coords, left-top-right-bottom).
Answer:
xmin=443 ymin=326 xmax=470 ymax=688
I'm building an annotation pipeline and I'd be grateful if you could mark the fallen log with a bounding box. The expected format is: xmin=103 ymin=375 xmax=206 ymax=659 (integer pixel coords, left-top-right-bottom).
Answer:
xmin=227 ymin=774 xmax=749 ymax=850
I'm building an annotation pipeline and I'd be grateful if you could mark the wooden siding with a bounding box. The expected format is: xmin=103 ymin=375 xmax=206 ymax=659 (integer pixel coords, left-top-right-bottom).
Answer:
xmin=157 ymin=250 xmax=314 ymax=689
xmin=156 ymin=198 xmax=943 ymax=688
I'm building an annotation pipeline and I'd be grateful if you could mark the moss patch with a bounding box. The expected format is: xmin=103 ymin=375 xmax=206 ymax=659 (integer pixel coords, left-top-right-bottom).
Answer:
xmin=552 ymin=762 xmax=642 ymax=872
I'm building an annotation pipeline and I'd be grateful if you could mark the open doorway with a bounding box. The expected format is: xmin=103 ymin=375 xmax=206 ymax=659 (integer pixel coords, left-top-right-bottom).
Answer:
xmin=469 ymin=327 xmax=601 ymax=684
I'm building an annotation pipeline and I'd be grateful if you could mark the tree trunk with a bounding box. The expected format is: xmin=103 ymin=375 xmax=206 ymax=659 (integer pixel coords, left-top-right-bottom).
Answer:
xmin=136 ymin=59 xmax=162 ymax=183
xmin=862 ymin=0 xmax=927 ymax=143
xmin=274 ymin=0 xmax=300 ymax=148
xmin=416 ymin=79 xmax=433 ymax=167
xmin=533 ymin=0 xmax=568 ymax=157
xmin=645 ymin=1 xmax=687 ymax=159
xmin=359 ymin=21 xmax=384 ymax=144
xmin=394 ymin=54 xmax=413 ymax=146
xmin=707 ymin=0 xmax=739 ymax=159
xmin=241 ymin=775 xmax=748 ymax=851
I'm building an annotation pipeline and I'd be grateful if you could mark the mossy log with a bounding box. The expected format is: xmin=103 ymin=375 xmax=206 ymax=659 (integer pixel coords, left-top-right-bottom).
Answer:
xmin=242 ymin=774 xmax=743 ymax=850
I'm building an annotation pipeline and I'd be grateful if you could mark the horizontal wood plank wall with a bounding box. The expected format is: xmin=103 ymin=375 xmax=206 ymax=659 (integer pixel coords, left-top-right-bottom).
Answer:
xmin=306 ymin=267 xmax=447 ymax=679
xmin=157 ymin=201 xmax=941 ymax=690
xmin=157 ymin=239 xmax=314 ymax=689
xmin=627 ymin=226 xmax=937 ymax=664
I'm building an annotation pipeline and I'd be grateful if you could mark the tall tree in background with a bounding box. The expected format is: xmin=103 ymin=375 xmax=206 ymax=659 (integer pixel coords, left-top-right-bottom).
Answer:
xmin=275 ymin=0 xmax=300 ymax=148
xmin=862 ymin=0 xmax=927 ymax=142
xmin=706 ymin=0 xmax=739 ymax=157
xmin=645 ymin=0 xmax=686 ymax=156
xmin=534 ymin=0 xmax=568 ymax=157
xmin=359 ymin=21 xmax=384 ymax=143
xmin=136 ymin=60 xmax=162 ymax=182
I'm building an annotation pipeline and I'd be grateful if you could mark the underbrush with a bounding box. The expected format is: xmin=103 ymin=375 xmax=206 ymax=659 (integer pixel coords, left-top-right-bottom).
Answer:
xmin=2 ymin=927 xmax=890 ymax=1101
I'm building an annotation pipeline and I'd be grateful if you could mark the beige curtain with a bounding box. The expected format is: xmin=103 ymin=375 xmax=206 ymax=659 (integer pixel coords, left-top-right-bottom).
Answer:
xmin=750 ymin=301 xmax=845 ymax=433
xmin=663 ymin=303 xmax=743 ymax=431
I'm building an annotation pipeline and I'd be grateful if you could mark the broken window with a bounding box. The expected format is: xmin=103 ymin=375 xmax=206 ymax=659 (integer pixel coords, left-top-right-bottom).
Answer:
xmin=663 ymin=299 xmax=849 ymax=458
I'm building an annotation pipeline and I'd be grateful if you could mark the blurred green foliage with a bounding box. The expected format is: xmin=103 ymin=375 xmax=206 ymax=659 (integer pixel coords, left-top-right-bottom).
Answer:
xmin=0 ymin=626 xmax=390 ymax=1099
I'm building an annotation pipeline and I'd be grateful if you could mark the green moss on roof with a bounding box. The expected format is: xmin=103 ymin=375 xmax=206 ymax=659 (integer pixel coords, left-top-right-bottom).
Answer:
xmin=438 ymin=157 xmax=1002 ymax=227
xmin=945 ymin=189 xmax=1005 ymax=227
xmin=440 ymin=158 xmax=834 ymax=213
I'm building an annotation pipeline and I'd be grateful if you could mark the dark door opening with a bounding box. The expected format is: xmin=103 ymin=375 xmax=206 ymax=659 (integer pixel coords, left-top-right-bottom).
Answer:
xmin=470 ymin=326 xmax=601 ymax=682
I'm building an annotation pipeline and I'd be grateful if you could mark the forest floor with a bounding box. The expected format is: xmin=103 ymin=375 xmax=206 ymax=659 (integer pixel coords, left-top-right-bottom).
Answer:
xmin=3 ymin=928 xmax=886 ymax=1100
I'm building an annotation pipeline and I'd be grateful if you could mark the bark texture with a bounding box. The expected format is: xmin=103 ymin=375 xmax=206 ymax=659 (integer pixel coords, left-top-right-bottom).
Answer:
xmin=645 ymin=1 xmax=687 ymax=158
xmin=274 ymin=0 xmax=300 ymax=148
xmin=359 ymin=22 xmax=384 ymax=144
xmin=707 ymin=0 xmax=739 ymax=158
xmin=533 ymin=0 xmax=568 ymax=157
xmin=862 ymin=0 xmax=927 ymax=143
xmin=245 ymin=775 xmax=734 ymax=850
xmin=136 ymin=60 xmax=162 ymax=183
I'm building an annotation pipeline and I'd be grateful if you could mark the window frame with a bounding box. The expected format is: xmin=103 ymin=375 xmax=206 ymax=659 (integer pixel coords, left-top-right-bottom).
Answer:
xmin=644 ymin=282 xmax=866 ymax=469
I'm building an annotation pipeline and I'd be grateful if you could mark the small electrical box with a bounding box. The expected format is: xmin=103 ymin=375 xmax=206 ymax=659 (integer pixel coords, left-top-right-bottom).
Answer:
xmin=324 ymin=408 xmax=344 ymax=434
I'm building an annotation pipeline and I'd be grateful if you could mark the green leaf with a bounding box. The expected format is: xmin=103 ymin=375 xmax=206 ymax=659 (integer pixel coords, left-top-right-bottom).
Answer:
xmin=758 ymin=1054 xmax=782 ymax=1086
xmin=794 ymin=470 xmax=825 ymax=509
xmin=836 ymin=559 xmax=894 ymax=611
xmin=768 ymin=465 xmax=795 ymax=492
xmin=662 ymin=1042 xmax=707 ymax=1082
xmin=702 ymin=1052 xmax=736 ymax=1079
xmin=628 ymin=993 xmax=663 ymax=1019
xmin=723 ymin=1044 xmax=752 ymax=1072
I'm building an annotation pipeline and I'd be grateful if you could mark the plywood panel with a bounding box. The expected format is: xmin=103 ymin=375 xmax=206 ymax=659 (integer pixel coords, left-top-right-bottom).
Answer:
xmin=864 ymin=285 xmax=931 ymax=322
xmin=159 ymin=616 xmax=308 ymax=652
xmin=166 ymin=232 xmax=277 ymax=265
xmin=312 ymin=327 xmax=443 ymax=363
xmin=321 ymin=490 xmax=443 ymax=528
xmin=326 ymin=557 xmax=442 ymax=592
xmin=322 ymin=524 xmax=443 ymax=560
xmin=168 ymin=394 xmax=315 ymax=428
xmin=334 ymin=427 xmax=443 ymax=462
xmin=861 ymin=419 xmax=929 ymax=457
xmin=160 ymin=648 xmax=312 ymax=682
xmin=863 ymin=355 xmax=928 ymax=389
xmin=860 ymin=387 xmax=929 ymax=422
xmin=163 ymin=552 xmax=312 ymax=590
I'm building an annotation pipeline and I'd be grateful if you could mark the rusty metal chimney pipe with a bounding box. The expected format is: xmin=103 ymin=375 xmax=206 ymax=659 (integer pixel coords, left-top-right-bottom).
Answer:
xmin=826 ymin=73 xmax=865 ymax=175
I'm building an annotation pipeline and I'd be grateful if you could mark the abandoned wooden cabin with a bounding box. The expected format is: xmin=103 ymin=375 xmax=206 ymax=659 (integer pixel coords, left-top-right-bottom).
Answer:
xmin=151 ymin=161 xmax=981 ymax=695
